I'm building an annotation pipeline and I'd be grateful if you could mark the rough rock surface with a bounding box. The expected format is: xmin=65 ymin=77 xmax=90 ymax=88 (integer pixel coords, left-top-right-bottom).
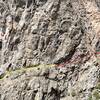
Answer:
xmin=0 ymin=0 xmax=100 ymax=100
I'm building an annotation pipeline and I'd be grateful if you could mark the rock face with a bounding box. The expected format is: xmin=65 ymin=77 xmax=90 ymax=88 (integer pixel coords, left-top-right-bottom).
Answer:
xmin=0 ymin=0 xmax=100 ymax=100
xmin=0 ymin=0 xmax=93 ymax=68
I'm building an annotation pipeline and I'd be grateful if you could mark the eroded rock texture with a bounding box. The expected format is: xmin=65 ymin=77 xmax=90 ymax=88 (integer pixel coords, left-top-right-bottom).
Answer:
xmin=0 ymin=0 xmax=100 ymax=100
xmin=0 ymin=0 xmax=90 ymax=68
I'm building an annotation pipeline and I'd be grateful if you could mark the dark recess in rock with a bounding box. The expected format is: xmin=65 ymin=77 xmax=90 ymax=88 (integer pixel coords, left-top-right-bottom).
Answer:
xmin=0 ymin=41 xmax=2 ymax=50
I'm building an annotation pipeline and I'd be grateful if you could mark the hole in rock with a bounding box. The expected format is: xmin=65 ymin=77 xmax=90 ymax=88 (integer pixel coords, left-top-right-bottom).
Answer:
xmin=0 ymin=41 xmax=2 ymax=50
xmin=27 ymin=0 xmax=32 ymax=8
xmin=15 ymin=16 xmax=20 ymax=23
xmin=95 ymin=40 xmax=100 ymax=52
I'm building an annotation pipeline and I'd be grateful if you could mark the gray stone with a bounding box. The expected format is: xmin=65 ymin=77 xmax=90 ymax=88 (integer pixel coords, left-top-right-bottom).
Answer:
xmin=0 ymin=0 xmax=99 ymax=100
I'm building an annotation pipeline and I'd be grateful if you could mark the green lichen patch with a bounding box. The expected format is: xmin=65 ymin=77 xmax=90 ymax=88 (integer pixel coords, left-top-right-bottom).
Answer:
xmin=93 ymin=91 xmax=100 ymax=100
xmin=0 ymin=64 xmax=56 ymax=80
xmin=0 ymin=73 xmax=5 ymax=80
xmin=88 ymin=95 xmax=92 ymax=100
xmin=71 ymin=90 xmax=76 ymax=97
xmin=88 ymin=82 xmax=100 ymax=100
xmin=95 ymin=83 xmax=100 ymax=89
